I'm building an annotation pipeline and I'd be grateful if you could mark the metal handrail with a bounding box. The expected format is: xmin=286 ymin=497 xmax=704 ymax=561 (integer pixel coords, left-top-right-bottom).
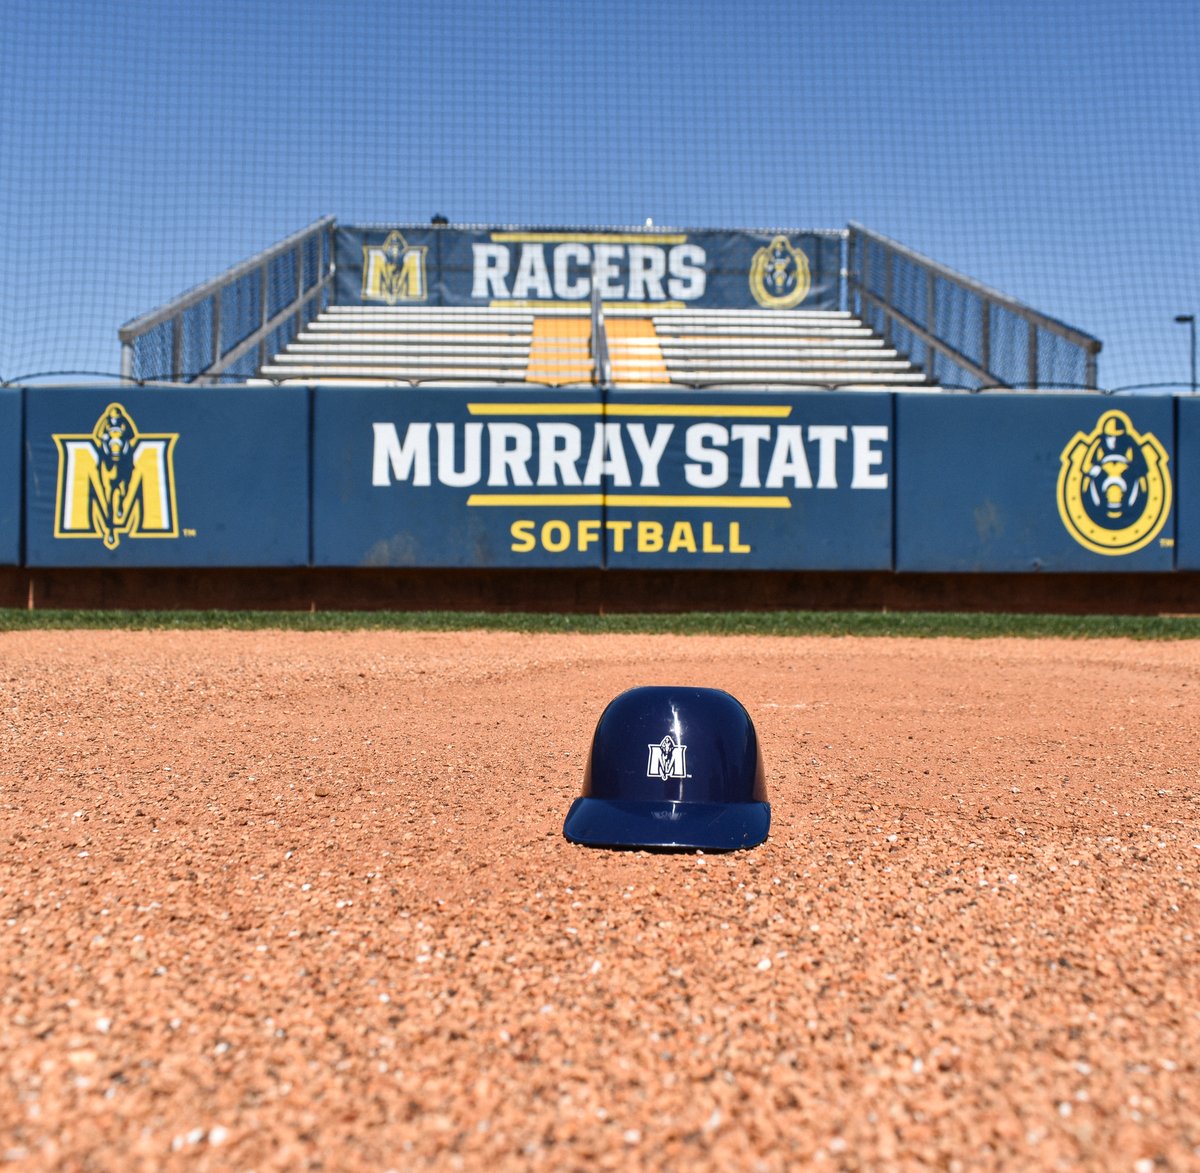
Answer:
xmin=118 ymin=216 xmax=337 ymax=384
xmin=847 ymin=222 xmax=1101 ymax=389
xmin=589 ymin=269 xmax=613 ymax=386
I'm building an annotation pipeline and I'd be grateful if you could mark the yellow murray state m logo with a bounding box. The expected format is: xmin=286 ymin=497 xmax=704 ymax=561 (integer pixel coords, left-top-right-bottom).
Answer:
xmin=1057 ymin=409 xmax=1171 ymax=556
xmin=749 ymin=235 xmax=811 ymax=309
xmin=53 ymin=403 xmax=180 ymax=549
xmin=362 ymin=230 xmax=428 ymax=303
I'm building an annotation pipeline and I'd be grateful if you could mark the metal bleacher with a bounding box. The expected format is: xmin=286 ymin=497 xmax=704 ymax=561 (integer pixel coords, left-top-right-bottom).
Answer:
xmin=253 ymin=303 xmax=932 ymax=390
xmin=118 ymin=221 xmax=1101 ymax=391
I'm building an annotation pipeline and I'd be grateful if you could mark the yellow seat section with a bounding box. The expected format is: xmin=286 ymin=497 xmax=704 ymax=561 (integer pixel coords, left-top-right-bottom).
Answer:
xmin=526 ymin=316 xmax=594 ymax=386
xmin=606 ymin=317 xmax=669 ymax=384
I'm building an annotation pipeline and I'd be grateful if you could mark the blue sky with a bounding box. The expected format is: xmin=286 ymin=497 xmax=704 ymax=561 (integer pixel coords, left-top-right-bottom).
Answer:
xmin=2 ymin=0 xmax=1197 ymax=389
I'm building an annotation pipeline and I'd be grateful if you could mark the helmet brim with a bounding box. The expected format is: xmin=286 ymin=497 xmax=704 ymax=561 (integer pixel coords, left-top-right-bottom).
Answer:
xmin=563 ymin=797 xmax=770 ymax=851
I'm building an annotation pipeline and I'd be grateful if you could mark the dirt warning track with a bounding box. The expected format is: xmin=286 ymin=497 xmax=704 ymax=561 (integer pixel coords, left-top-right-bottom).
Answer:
xmin=1 ymin=630 xmax=1198 ymax=1170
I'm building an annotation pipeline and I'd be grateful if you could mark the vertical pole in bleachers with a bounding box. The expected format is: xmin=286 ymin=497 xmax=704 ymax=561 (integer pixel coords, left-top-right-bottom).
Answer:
xmin=980 ymin=301 xmax=991 ymax=387
xmin=295 ymin=243 xmax=305 ymax=347
xmin=925 ymin=268 xmax=936 ymax=381
xmin=590 ymin=266 xmax=612 ymax=386
xmin=839 ymin=231 xmax=850 ymax=314
xmin=883 ymin=249 xmax=893 ymax=348
xmin=847 ymin=228 xmax=857 ymax=318
xmin=1027 ymin=319 xmax=1039 ymax=390
xmin=171 ymin=313 xmax=182 ymax=382
xmin=258 ymin=263 xmax=269 ymax=375
xmin=211 ymin=288 xmax=223 ymax=375
xmin=858 ymin=231 xmax=868 ymax=326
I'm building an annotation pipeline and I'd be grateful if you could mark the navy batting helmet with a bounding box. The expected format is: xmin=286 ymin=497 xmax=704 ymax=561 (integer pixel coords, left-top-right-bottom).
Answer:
xmin=563 ymin=686 xmax=769 ymax=850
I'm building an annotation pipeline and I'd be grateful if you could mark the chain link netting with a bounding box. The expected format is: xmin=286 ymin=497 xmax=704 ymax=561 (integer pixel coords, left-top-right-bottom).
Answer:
xmin=124 ymin=223 xmax=331 ymax=383
xmin=129 ymin=319 xmax=173 ymax=385
xmin=221 ymin=269 xmax=262 ymax=359
xmin=851 ymin=226 xmax=1100 ymax=391
xmin=2 ymin=2 xmax=1195 ymax=389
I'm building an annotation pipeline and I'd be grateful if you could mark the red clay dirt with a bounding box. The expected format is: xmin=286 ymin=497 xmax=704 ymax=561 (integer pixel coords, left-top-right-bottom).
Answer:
xmin=1 ymin=629 xmax=1198 ymax=1170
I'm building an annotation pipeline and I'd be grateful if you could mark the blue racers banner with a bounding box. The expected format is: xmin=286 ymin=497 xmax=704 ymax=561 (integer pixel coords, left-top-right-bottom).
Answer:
xmin=895 ymin=393 xmax=1176 ymax=572
xmin=24 ymin=387 xmax=310 ymax=567
xmin=0 ymin=389 xmax=20 ymax=565
xmin=335 ymin=225 xmax=842 ymax=311
xmin=313 ymin=387 xmax=893 ymax=570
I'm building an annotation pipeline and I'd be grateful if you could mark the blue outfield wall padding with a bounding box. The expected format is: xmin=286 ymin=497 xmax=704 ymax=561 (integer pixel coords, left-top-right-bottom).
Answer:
xmin=12 ymin=385 xmax=1197 ymax=574
xmin=24 ymin=387 xmax=310 ymax=567
xmin=1175 ymin=396 xmax=1200 ymax=570
xmin=311 ymin=387 xmax=894 ymax=570
xmin=599 ymin=389 xmax=893 ymax=570
xmin=0 ymin=388 xmax=21 ymax=565
xmin=313 ymin=386 xmax=607 ymax=568
xmin=895 ymin=393 xmax=1176 ymax=573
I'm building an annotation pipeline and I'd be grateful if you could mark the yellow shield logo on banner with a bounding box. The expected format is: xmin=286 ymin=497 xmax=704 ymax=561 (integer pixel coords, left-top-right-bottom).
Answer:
xmin=748 ymin=235 xmax=811 ymax=309
xmin=1056 ymin=409 xmax=1171 ymax=555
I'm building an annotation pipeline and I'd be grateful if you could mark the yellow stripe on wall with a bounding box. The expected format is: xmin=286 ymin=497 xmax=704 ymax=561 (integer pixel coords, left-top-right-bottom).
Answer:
xmin=490 ymin=232 xmax=687 ymax=245
xmin=467 ymin=402 xmax=793 ymax=418
xmin=490 ymin=300 xmax=685 ymax=310
xmin=467 ymin=494 xmax=791 ymax=509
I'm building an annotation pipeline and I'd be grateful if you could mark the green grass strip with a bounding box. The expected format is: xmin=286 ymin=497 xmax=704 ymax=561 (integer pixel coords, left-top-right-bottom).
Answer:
xmin=2 ymin=608 xmax=1200 ymax=638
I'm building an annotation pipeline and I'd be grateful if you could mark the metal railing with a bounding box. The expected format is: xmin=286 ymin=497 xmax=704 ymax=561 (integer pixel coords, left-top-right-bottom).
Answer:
xmin=116 ymin=218 xmax=1100 ymax=391
xmin=589 ymin=268 xmax=613 ymax=385
xmin=848 ymin=222 xmax=1101 ymax=390
xmin=118 ymin=217 xmax=336 ymax=384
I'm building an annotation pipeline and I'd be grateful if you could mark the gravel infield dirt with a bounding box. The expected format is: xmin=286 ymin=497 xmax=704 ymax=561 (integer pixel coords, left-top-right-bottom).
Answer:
xmin=1 ymin=629 xmax=1198 ymax=1171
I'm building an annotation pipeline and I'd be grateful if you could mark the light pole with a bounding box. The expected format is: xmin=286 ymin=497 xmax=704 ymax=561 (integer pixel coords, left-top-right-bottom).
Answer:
xmin=1176 ymin=314 xmax=1197 ymax=394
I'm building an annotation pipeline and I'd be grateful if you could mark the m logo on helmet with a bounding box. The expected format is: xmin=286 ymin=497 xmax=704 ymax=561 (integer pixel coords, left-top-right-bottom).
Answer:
xmin=1056 ymin=409 xmax=1171 ymax=556
xmin=53 ymin=403 xmax=180 ymax=550
xmin=647 ymin=733 xmax=688 ymax=781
